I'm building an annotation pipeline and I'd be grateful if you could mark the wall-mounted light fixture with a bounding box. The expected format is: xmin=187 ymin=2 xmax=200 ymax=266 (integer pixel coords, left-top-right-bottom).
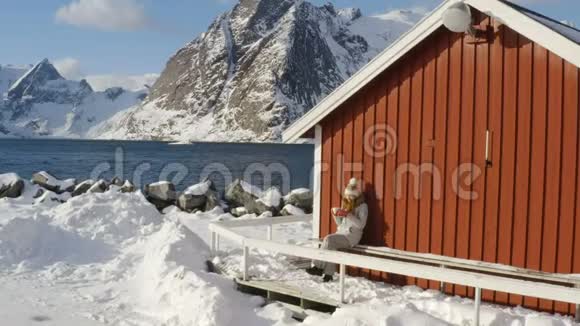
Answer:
xmin=443 ymin=2 xmax=477 ymax=36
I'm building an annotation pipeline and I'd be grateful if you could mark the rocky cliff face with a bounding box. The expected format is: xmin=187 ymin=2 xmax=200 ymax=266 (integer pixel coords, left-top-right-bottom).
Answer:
xmin=94 ymin=0 xmax=422 ymax=142
xmin=0 ymin=59 xmax=146 ymax=138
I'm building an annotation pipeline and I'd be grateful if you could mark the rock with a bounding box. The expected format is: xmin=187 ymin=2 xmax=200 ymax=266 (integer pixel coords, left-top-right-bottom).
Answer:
xmin=145 ymin=181 xmax=177 ymax=210
xmin=32 ymin=187 xmax=45 ymax=199
xmin=280 ymin=204 xmax=306 ymax=216
xmin=178 ymin=179 xmax=219 ymax=213
xmin=204 ymin=191 xmax=220 ymax=211
xmin=177 ymin=193 xmax=207 ymax=213
xmin=231 ymin=207 xmax=248 ymax=217
xmin=0 ymin=173 xmax=25 ymax=199
xmin=35 ymin=190 xmax=71 ymax=204
xmin=87 ymin=180 xmax=108 ymax=193
xmin=225 ymin=179 xmax=261 ymax=210
xmin=111 ymin=177 xmax=123 ymax=187
xmin=31 ymin=171 xmax=76 ymax=194
xmin=71 ymin=180 xmax=95 ymax=197
xmin=120 ymin=180 xmax=136 ymax=193
xmin=283 ymin=188 xmax=313 ymax=213
xmin=251 ymin=187 xmax=283 ymax=215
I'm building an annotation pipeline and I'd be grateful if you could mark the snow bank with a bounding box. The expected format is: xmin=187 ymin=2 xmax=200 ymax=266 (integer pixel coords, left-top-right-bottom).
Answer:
xmin=50 ymin=191 xmax=161 ymax=241
xmin=133 ymin=222 xmax=271 ymax=326
xmin=0 ymin=217 xmax=111 ymax=268
xmin=302 ymin=300 xmax=450 ymax=326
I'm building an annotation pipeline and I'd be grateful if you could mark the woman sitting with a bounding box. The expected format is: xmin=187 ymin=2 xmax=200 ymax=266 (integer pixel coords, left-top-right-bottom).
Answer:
xmin=306 ymin=178 xmax=368 ymax=282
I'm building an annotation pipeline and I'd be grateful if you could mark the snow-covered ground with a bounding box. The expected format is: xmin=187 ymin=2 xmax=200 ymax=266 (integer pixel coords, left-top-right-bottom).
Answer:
xmin=0 ymin=186 xmax=577 ymax=325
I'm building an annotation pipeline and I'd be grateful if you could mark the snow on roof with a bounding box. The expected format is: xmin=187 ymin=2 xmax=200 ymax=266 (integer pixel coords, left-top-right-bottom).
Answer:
xmin=283 ymin=0 xmax=580 ymax=143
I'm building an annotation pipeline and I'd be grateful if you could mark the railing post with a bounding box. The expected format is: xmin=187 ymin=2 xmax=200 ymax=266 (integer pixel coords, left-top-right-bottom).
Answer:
xmin=242 ymin=244 xmax=249 ymax=281
xmin=211 ymin=231 xmax=216 ymax=254
xmin=439 ymin=264 xmax=446 ymax=292
xmin=576 ymin=284 xmax=580 ymax=323
xmin=267 ymin=225 xmax=273 ymax=241
xmin=216 ymin=234 xmax=220 ymax=252
xmin=339 ymin=264 xmax=346 ymax=304
xmin=474 ymin=287 xmax=482 ymax=326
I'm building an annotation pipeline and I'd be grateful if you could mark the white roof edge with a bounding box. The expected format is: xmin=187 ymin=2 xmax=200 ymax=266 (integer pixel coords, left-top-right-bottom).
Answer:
xmin=466 ymin=0 xmax=580 ymax=68
xmin=283 ymin=0 xmax=580 ymax=143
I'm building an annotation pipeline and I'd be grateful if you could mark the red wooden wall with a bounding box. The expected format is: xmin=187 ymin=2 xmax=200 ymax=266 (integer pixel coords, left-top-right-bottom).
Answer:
xmin=317 ymin=11 xmax=580 ymax=315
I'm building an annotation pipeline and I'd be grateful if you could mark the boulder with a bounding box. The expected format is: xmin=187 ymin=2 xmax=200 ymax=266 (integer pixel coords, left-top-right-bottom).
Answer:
xmin=177 ymin=193 xmax=207 ymax=213
xmin=35 ymin=190 xmax=71 ymax=204
xmin=231 ymin=207 xmax=248 ymax=217
xmin=204 ymin=190 xmax=220 ymax=211
xmin=283 ymin=188 xmax=313 ymax=213
xmin=111 ymin=176 xmax=124 ymax=187
xmin=178 ymin=179 xmax=219 ymax=213
xmin=31 ymin=171 xmax=76 ymax=194
xmin=280 ymin=204 xmax=306 ymax=216
xmin=251 ymin=187 xmax=283 ymax=215
xmin=32 ymin=187 xmax=45 ymax=199
xmin=224 ymin=179 xmax=261 ymax=210
xmin=120 ymin=180 xmax=136 ymax=193
xmin=87 ymin=180 xmax=108 ymax=193
xmin=0 ymin=173 xmax=25 ymax=199
xmin=71 ymin=179 xmax=95 ymax=197
xmin=145 ymin=181 xmax=177 ymax=210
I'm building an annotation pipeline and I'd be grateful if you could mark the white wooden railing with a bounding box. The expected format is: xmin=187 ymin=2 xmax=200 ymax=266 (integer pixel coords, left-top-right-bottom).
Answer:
xmin=208 ymin=215 xmax=580 ymax=325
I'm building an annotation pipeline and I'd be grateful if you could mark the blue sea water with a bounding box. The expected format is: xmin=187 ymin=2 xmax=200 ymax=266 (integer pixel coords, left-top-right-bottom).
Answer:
xmin=0 ymin=139 xmax=314 ymax=194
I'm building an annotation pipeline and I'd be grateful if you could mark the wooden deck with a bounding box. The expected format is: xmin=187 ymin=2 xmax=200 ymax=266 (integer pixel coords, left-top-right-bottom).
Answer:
xmin=235 ymin=278 xmax=339 ymax=313
xmin=210 ymin=256 xmax=339 ymax=314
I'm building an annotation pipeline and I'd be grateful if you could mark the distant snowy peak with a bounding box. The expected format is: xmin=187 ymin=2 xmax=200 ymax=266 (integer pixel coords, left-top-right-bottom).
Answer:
xmin=7 ymin=59 xmax=66 ymax=99
xmin=0 ymin=64 xmax=31 ymax=98
xmin=0 ymin=59 xmax=146 ymax=138
xmin=95 ymin=1 xmax=424 ymax=142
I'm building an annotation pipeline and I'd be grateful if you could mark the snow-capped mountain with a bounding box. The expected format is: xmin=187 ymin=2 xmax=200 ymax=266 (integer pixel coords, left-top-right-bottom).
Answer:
xmin=0 ymin=59 xmax=147 ymax=138
xmin=0 ymin=64 xmax=32 ymax=98
xmin=94 ymin=0 xmax=423 ymax=142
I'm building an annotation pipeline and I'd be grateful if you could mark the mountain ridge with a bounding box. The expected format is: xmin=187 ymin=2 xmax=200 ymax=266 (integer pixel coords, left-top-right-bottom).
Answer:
xmin=93 ymin=1 xmax=422 ymax=142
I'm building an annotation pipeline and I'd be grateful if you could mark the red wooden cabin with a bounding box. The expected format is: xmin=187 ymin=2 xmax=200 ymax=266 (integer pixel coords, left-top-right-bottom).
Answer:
xmin=284 ymin=0 xmax=580 ymax=315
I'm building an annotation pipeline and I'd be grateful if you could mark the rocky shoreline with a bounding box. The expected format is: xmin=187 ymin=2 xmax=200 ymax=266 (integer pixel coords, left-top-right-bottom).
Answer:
xmin=0 ymin=171 xmax=313 ymax=217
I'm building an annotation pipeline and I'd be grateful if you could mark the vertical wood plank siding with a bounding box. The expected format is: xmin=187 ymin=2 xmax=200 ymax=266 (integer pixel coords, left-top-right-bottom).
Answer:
xmin=317 ymin=11 xmax=580 ymax=315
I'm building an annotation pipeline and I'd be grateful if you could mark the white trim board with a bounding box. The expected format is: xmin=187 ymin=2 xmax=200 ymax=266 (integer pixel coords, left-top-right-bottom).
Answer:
xmin=282 ymin=0 xmax=580 ymax=143
xmin=312 ymin=125 xmax=322 ymax=239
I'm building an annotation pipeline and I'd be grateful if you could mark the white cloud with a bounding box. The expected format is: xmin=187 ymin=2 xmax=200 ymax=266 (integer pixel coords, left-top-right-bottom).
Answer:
xmin=52 ymin=57 xmax=158 ymax=91
xmin=86 ymin=73 xmax=159 ymax=91
xmin=55 ymin=0 xmax=149 ymax=31
xmin=53 ymin=57 xmax=84 ymax=80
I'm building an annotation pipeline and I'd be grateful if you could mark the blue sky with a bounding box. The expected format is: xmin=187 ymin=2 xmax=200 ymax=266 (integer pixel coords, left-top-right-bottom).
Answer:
xmin=1 ymin=0 xmax=578 ymax=78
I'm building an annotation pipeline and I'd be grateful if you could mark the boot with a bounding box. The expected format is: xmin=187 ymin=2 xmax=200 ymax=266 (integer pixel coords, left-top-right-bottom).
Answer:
xmin=322 ymin=274 xmax=333 ymax=283
xmin=305 ymin=266 xmax=324 ymax=276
